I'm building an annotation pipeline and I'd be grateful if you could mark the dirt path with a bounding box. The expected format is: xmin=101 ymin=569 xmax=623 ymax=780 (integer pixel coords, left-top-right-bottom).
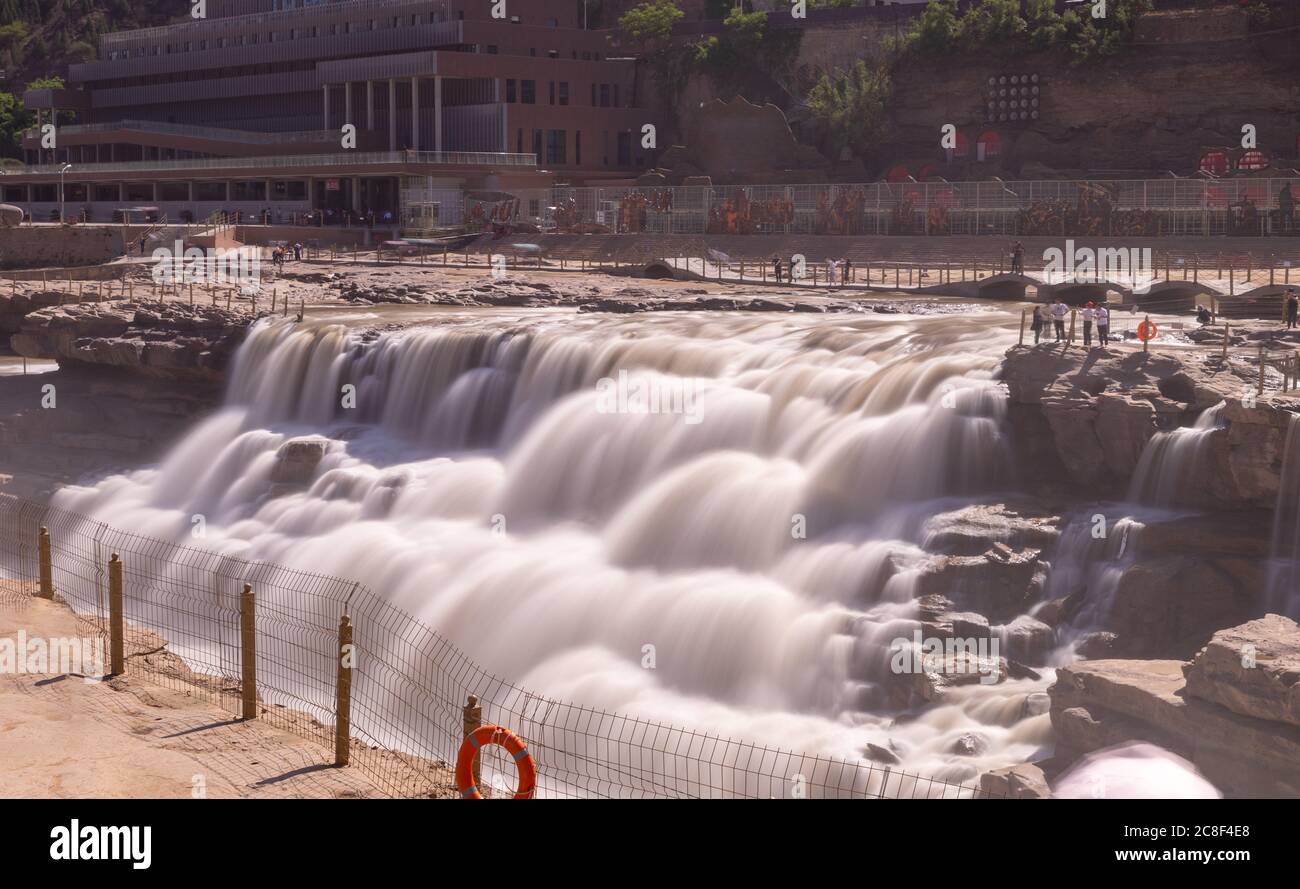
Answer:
xmin=0 ymin=591 xmax=409 ymax=799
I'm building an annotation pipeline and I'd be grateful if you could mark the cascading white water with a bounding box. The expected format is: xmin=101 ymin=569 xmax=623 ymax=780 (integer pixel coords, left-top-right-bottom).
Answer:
xmin=1267 ymin=412 xmax=1300 ymax=619
xmin=54 ymin=309 xmax=1057 ymax=786
xmin=1127 ymin=401 xmax=1226 ymax=507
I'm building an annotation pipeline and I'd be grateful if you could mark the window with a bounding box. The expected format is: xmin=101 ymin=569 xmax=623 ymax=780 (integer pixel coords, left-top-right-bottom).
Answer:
xmin=194 ymin=181 xmax=227 ymax=201
xmin=124 ymin=183 xmax=154 ymax=202
xmin=272 ymin=180 xmax=308 ymax=200
xmin=230 ymin=181 xmax=267 ymax=201
xmin=599 ymin=84 xmax=610 ymax=108
xmin=93 ymin=184 xmax=120 ymax=202
xmin=559 ymin=82 xmax=569 ymax=106
xmin=548 ymin=81 xmax=555 ymax=104
xmin=521 ymin=80 xmax=535 ymax=104
xmin=65 ymin=183 xmax=88 ymax=202
xmin=546 ymin=129 xmax=566 ymax=165
xmin=613 ymin=85 xmax=620 ymax=107
xmin=506 ymin=79 xmax=516 ymax=102
xmin=486 ymin=45 xmax=498 ymax=54
xmin=532 ymin=129 xmax=542 ymax=160
xmin=158 ymin=182 xmax=189 ymax=201
xmin=575 ymin=131 xmax=581 ymax=165
xmin=2 ymin=186 xmax=25 ymax=201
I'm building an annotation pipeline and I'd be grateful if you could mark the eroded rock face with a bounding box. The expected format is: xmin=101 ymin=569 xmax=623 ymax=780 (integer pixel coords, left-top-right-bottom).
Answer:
xmin=1049 ymin=618 xmax=1300 ymax=798
xmin=11 ymin=301 xmax=249 ymax=383
xmin=1183 ymin=615 xmax=1300 ymax=728
xmin=1000 ymin=344 xmax=1294 ymax=507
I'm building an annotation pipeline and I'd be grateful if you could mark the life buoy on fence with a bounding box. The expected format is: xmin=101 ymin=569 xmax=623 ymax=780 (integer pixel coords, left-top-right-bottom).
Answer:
xmin=456 ymin=725 xmax=537 ymax=799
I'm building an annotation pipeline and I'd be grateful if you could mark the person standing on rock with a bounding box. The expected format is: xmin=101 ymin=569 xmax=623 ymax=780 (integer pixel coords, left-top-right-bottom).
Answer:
xmin=1287 ymin=288 xmax=1298 ymax=330
xmin=1030 ymin=301 xmax=1045 ymax=344
xmin=1095 ymin=302 xmax=1110 ymax=347
xmin=842 ymin=257 xmax=852 ymax=285
xmin=1011 ymin=241 xmax=1025 ymax=275
xmin=1081 ymin=301 xmax=1096 ymax=347
xmin=1051 ymin=299 xmax=1068 ymax=342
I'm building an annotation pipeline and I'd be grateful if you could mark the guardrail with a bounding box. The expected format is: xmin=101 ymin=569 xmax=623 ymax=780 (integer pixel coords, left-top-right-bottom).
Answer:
xmin=0 ymin=495 xmax=999 ymax=799
xmin=8 ymin=150 xmax=539 ymax=177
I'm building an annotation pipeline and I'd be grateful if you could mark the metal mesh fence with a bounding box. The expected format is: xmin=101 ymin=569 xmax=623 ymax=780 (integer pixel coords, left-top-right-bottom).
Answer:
xmin=479 ymin=178 xmax=1300 ymax=239
xmin=0 ymin=494 xmax=1001 ymax=799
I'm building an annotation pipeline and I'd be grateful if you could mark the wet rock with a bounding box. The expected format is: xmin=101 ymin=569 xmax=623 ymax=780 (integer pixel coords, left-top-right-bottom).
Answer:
xmin=995 ymin=615 xmax=1055 ymax=663
xmin=950 ymin=732 xmax=990 ymax=757
xmin=864 ymin=742 xmax=900 ymax=765
xmin=1076 ymin=631 xmax=1119 ymax=659
xmin=1049 ymin=651 xmax=1300 ymax=798
xmin=270 ymin=437 xmax=329 ymax=486
xmin=979 ymin=762 xmax=1051 ymax=799
xmin=915 ymin=547 xmax=1047 ymax=622
xmin=920 ymin=503 xmax=1063 ymax=556
xmin=1022 ymin=692 xmax=1052 ymax=718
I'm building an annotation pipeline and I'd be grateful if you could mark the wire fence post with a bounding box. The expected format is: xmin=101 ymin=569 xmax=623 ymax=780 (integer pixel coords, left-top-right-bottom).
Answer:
xmin=37 ymin=526 xmax=53 ymax=599
xmin=334 ymin=613 xmax=353 ymax=767
xmin=108 ymin=553 xmax=124 ymax=675
xmin=463 ymin=695 xmax=482 ymax=786
xmin=240 ymin=583 xmax=257 ymax=720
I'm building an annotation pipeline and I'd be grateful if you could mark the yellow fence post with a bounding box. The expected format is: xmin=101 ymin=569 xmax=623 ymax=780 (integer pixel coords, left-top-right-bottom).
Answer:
xmin=334 ymin=613 xmax=353 ymax=766
xmin=463 ymin=695 xmax=482 ymax=786
xmin=240 ymin=583 xmax=257 ymax=720
xmin=108 ymin=553 xmax=124 ymax=675
xmin=37 ymin=526 xmax=53 ymax=599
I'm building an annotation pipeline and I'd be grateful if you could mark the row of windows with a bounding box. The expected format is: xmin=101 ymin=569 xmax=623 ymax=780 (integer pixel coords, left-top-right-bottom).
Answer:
xmin=7 ymin=180 xmax=311 ymax=202
xmin=107 ymin=10 xmax=464 ymax=58
xmin=515 ymin=128 xmax=636 ymax=168
xmin=505 ymin=79 xmax=620 ymax=108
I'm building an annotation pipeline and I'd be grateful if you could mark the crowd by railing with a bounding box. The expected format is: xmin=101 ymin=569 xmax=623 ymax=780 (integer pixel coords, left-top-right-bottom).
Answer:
xmin=499 ymin=178 xmax=1300 ymax=239
xmin=0 ymin=496 xmax=999 ymax=799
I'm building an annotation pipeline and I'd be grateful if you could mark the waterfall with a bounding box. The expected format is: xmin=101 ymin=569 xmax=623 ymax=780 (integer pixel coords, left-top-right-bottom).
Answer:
xmin=1128 ymin=401 xmax=1226 ymax=507
xmin=53 ymin=311 xmax=1058 ymax=783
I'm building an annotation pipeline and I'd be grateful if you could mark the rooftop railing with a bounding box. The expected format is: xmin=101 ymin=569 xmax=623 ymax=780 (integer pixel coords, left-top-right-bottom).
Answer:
xmin=6 ymin=150 xmax=539 ymax=177
xmin=24 ymin=120 xmax=341 ymax=145
xmin=102 ymin=0 xmax=453 ymax=46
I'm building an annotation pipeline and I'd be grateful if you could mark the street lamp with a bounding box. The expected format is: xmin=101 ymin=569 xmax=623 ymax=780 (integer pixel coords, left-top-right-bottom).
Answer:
xmin=58 ymin=163 xmax=71 ymax=224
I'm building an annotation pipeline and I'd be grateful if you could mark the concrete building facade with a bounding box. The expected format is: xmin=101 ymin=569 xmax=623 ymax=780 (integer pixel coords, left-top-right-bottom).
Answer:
xmin=6 ymin=0 xmax=659 ymax=226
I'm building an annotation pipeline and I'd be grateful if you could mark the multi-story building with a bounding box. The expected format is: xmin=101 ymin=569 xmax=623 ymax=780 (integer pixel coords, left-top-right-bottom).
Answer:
xmin=4 ymin=0 xmax=659 ymax=227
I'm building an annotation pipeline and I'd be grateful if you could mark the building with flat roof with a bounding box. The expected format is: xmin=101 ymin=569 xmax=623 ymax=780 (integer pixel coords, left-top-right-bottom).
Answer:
xmin=6 ymin=0 xmax=659 ymax=227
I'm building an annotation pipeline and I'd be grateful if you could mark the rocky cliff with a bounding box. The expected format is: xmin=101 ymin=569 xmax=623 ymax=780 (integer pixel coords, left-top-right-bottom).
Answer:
xmin=1 ymin=302 xmax=250 ymax=498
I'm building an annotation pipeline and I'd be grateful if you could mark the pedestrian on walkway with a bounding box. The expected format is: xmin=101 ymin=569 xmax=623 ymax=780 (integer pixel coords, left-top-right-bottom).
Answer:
xmin=773 ymin=255 xmax=783 ymax=284
xmin=1011 ymin=241 xmax=1025 ymax=275
xmin=1052 ymin=298 xmax=1069 ymax=341
xmin=1082 ymin=301 xmax=1096 ymax=347
xmin=842 ymin=257 xmax=852 ymax=285
xmin=1287 ymin=288 xmax=1298 ymax=330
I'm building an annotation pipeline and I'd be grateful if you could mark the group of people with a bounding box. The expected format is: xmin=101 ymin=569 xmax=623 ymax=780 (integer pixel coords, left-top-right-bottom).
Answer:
xmin=270 ymin=242 xmax=304 ymax=268
xmin=769 ymin=255 xmax=853 ymax=286
xmin=1030 ymin=299 xmax=1111 ymax=347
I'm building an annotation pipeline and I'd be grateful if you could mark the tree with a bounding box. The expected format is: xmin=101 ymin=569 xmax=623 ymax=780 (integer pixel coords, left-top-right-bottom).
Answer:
xmin=618 ymin=0 xmax=683 ymax=53
xmin=806 ymin=59 xmax=891 ymax=160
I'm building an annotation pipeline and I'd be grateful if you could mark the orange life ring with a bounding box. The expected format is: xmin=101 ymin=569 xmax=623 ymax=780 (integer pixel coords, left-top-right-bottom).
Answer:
xmin=456 ymin=725 xmax=536 ymax=799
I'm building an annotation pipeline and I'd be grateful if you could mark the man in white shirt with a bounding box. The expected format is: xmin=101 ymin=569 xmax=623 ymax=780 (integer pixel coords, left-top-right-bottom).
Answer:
xmin=1081 ymin=301 xmax=1096 ymax=347
xmin=1095 ymin=303 xmax=1110 ymax=346
xmin=1052 ymin=299 xmax=1069 ymax=342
